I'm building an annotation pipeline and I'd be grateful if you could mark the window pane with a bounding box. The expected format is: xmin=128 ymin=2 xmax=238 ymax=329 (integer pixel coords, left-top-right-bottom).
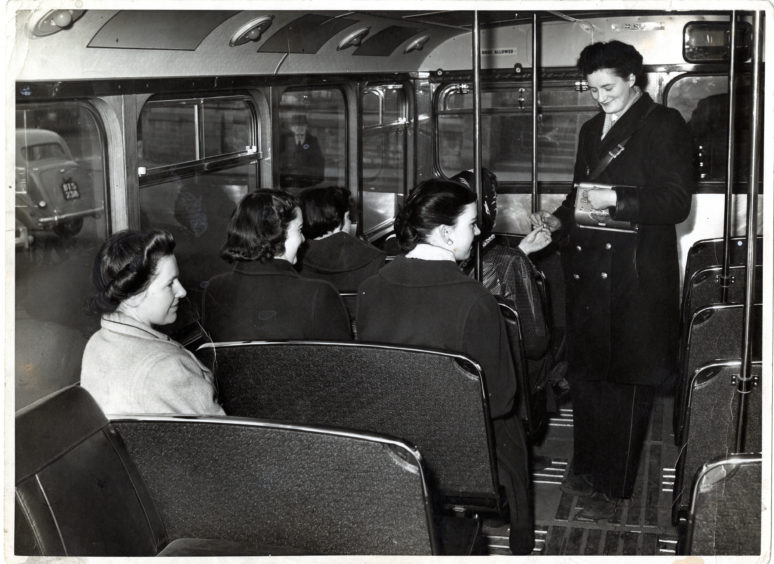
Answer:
xmin=362 ymin=91 xmax=380 ymax=128
xmin=202 ymin=98 xmax=254 ymax=157
xmin=667 ymin=74 xmax=752 ymax=182
xmin=438 ymin=84 xmax=597 ymax=182
xmin=139 ymin=166 xmax=248 ymax=337
xmin=362 ymin=126 xmax=406 ymax=234
xmin=15 ymin=103 xmax=108 ymax=409
xmin=139 ymin=101 xmax=198 ymax=168
xmin=279 ymin=88 xmax=346 ymax=191
xmin=383 ymin=88 xmax=404 ymax=123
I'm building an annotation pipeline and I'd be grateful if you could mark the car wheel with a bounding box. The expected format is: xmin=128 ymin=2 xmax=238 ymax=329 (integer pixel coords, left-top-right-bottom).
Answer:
xmin=53 ymin=218 xmax=84 ymax=239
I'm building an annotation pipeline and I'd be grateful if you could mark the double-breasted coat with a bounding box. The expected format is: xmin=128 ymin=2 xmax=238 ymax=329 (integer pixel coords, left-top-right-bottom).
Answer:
xmin=553 ymin=93 xmax=694 ymax=387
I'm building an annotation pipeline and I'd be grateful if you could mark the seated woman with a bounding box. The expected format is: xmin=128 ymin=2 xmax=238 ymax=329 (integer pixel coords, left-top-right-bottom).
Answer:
xmin=203 ymin=189 xmax=351 ymax=342
xmin=298 ymin=186 xmax=386 ymax=292
xmin=356 ymin=178 xmax=534 ymax=555
xmin=80 ymin=229 xmax=224 ymax=416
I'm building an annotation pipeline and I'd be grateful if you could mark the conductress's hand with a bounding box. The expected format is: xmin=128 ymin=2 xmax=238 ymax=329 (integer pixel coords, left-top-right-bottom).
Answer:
xmin=587 ymin=189 xmax=617 ymax=210
xmin=528 ymin=210 xmax=562 ymax=232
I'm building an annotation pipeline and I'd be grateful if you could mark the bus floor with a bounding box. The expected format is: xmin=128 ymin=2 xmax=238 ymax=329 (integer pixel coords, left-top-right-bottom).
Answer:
xmin=481 ymin=393 xmax=680 ymax=556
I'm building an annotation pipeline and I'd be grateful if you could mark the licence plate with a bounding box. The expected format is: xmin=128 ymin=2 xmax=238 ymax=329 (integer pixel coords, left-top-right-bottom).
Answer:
xmin=61 ymin=180 xmax=81 ymax=200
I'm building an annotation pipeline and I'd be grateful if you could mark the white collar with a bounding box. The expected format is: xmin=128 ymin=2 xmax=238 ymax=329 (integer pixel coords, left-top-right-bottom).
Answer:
xmin=405 ymin=243 xmax=456 ymax=262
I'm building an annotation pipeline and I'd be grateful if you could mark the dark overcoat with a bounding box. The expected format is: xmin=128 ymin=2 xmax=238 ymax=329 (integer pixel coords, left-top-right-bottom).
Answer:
xmin=553 ymin=93 xmax=694 ymax=387
xmin=202 ymin=259 xmax=352 ymax=342
xmin=297 ymin=232 xmax=386 ymax=292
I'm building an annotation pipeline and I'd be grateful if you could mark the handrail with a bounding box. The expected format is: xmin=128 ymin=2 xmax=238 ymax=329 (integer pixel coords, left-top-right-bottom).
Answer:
xmin=472 ymin=10 xmax=483 ymax=282
xmin=735 ymin=10 xmax=762 ymax=453
xmin=720 ymin=11 xmax=738 ymax=302
xmin=531 ymin=13 xmax=540 ymax=214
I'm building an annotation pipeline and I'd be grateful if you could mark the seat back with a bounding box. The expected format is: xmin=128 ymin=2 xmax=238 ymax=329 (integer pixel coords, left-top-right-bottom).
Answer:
xmin=681 ymin=264 xmax=763 ymax=332
xmin=15 ymin=386 xmax=166 ymax=556
xmin=682 ymin=236 xmax=763 ymax=293
xmin=671 ymin=360 xmax=762 ymax=524
xmin=681 ymin=454 xmax=761 ymax=555
xmin=113 ymin=417 xmax=437 ymax=555
xmin=198 ymin=340 xmax=499 ymax=509
xmin=498 ymin=301 xmax=548 ymax=439
xmin=674 ymin=303 xmax=762 ymax=441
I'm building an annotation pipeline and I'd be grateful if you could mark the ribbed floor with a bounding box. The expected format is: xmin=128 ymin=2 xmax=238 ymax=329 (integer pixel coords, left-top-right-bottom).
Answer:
xmin=482 ymin=395 xmax=680 ymax=556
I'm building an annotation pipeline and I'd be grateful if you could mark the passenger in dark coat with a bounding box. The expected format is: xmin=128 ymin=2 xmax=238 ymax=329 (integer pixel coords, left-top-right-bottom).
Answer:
xmin=531 ymin=41 xmax=694 ymax=517
xmin=357 ymin=178 xmax=534 ymax=555
xmin=298 ymin=186 xmax=386 ymax=292
xmin=202 ymin=190 xmax=351 ymax=342
xmin=279 ymin=114 xmax=325 ymax=189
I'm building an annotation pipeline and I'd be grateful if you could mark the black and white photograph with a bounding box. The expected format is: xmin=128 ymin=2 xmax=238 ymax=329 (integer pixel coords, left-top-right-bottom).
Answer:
xmin=4 ymin=0 xmax=772 ymax=560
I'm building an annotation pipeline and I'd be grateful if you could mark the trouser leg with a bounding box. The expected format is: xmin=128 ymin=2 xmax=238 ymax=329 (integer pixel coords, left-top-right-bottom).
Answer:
xmin=590 ymin=381 xmax=655 ymax=498
xmin=491 ymin=416 xmax=534 ymax=555
xmin=569 ymin=378 xmax=596 ymax=475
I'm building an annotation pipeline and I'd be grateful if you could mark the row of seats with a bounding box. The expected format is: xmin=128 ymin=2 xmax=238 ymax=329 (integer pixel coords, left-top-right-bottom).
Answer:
xmin=671 ymin=236 xmax=763 ymax=555
xmin=15 ymin=385 xmax=440 ymax=556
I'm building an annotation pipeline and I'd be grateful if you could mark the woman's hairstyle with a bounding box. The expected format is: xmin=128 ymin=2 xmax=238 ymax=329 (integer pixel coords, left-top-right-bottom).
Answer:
xmin=87 ymin=229 xmax=176 ymax=314
xmin=220 ymin=189 xmax=298 ymax=263
xmin=577 ymin=40 xmax=645 ymax=87
xmin=451 ymin=168 xmax=498 ymax=238
xmin=299 ymin=186 xmax=351 ymax=239
xmin=394 ymin=178 xmax=476 ymax=252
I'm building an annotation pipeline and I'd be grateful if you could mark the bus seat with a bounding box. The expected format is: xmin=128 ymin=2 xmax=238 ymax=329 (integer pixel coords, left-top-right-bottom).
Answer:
xmin=678 ymin=454 xmax=761 ymax=555
xmin=673 ymin=303 xmax=762 ymax=443
xmin=15 ymin=385 xmax=437 ymax=556
xmin=680 ymin=264 xmax=763 ymax=333
xmin=497 ymin=301 xmax=551 ymax=439
xmin=671 ymin=360 xmax=762 ymax=525
xmin=197 ymin=340 xmax=500 ymax=512
xmin=682 ymin=236 xmax=763 ymax=295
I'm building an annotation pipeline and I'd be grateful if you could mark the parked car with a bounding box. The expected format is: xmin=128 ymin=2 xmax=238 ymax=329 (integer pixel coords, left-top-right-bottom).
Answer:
xmin=15 ymin=128 xmax=102 ymax=240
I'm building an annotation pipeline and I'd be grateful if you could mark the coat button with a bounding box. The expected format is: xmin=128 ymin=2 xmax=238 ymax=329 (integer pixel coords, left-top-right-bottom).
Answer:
xmin=600 ymin=272 xmax=608 ymax=279
xmin=605 ymin=243 xmax=612 ymax=250
xmin=573 ymin=273 xmax=581 ymax=280
xmin=576 ymin=245 xmax=583 ymax=252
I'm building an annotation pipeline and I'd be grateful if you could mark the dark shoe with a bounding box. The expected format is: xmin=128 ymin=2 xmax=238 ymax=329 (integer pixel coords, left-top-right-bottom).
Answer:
xmin=560 ymin=472 xmax=594 ymax=496
xmin=576 ymin=491 xmax=619 ymax=522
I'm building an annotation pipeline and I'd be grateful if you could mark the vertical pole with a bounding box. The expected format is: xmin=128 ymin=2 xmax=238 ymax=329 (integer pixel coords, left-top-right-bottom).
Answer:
xmin=473 ymin=10 xmax=483 ymax=281
xmin=721 ymin=12 xmax=738 ymax=302
xmin=735 ymin=10 xmax=761 ymax=453
xmin=531 ymin=13 xmax=539 ymax=214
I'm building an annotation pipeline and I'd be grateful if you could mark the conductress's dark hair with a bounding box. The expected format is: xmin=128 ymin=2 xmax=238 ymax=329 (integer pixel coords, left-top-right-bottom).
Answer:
xmin=87 ymin=229 xmax=176 ymax=314
xmin=577 ymin=40 xmax=645 ymax=88
xmin=394 ymin=178 xmax=476 ymax=252
xmin=299 ymin=186 xmax=351 ymax=239
xmin=220 ymin=189 xmax=298 ymax=263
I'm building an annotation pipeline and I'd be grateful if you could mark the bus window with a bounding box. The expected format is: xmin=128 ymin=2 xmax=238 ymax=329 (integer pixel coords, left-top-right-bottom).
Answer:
xmin=667 ymin=74 xmax=753 ymax=184
xmin=361 ymin=85 xmax=408 ymax=236
xmin=138 ymin=95 xmax=258 ymax=337
xmin=15 ymin=103 xmax=109 ymax=408
xmin=437 ymin=83 xmax=597 ymax=183
xmin=278 ymin=88 xmax=346 ymax=192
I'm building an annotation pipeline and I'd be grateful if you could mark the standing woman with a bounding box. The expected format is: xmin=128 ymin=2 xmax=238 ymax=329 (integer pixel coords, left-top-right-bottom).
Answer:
xmin=81 ymin=229 xmax=224 ymax=416
xmin=202 ymin=189 xmax=351 ymax=342
xmin=531 ymin=40 xmax=694 ymax=518
xmin=357 ymin=178 xmax=534 ymax=554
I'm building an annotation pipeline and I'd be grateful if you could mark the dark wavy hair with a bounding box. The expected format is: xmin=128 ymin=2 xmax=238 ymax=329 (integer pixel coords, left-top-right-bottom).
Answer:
xmin=394 ymin=178 xmax=476 ymax=252
xmin=451 ymin=168 xmax=498 ymax=238
xmin=87 ymin=229 xmax=176 ymax=315
xmin=300 ymin=186 xmax=351 ymax=239
xmin=220 ymin=189 xmax=298 ymax=263
xmin=577 ymin=40 xmax=645 ymax=88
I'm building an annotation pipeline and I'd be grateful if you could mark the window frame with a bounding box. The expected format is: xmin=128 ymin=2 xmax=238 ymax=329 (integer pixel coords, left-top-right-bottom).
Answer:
xmin=137 ymin=93 xmax=260 ymax=188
